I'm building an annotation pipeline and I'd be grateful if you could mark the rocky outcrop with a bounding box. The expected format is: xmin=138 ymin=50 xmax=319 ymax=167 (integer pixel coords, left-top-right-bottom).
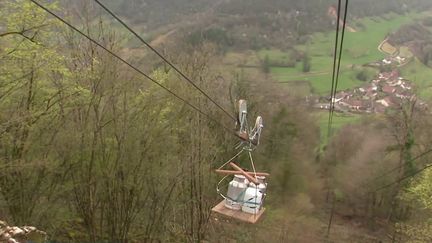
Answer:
xmin=0 ymin=220 xmax=46 ymax=243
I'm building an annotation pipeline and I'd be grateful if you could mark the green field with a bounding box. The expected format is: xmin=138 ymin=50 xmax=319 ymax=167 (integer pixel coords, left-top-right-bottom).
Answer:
xmin=316 ymin=111 xmax=363 ymax=144
xmin=401 ymin=59 xmax=432 ymax=99
xmin=259 ymin=11 xmax=432 ymax=96
xmin=270 ymin=65 xmax=375 ymax=95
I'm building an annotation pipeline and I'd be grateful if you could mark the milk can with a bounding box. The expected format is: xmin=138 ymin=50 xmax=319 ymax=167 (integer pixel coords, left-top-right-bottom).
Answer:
xmin=224 ymin=175 xmax=249 ymax=210
xmin=257 ymin=176 xmax=267 ymax=195
xmin=241 ymin=183 xmax=264 ymax=214
xmin=257 ymin=176 xmax=267 ymax=205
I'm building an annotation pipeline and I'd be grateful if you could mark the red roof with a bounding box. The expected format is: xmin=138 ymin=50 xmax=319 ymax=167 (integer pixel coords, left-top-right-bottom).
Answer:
xmin=390 ymin=70 xmax=400 ymax=78
xmin=382 ymin=85 xmax=395 ymax=94
xmin=344 ymin=99 xmax=364 ymax=107
xmin=384 ymin=96 xmax=400 ymax=106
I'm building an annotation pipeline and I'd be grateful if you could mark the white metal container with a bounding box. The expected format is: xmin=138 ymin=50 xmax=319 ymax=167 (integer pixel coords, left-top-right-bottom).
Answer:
xmin=225 ymin=175 xmax=249 ymax=210
xmin=257 ymin=176 xmax=267 ymax=194
xmin=242 ymin=183 xmax=264 ymax=214
xmin=257 ymin=176 xmax=267 ymax=206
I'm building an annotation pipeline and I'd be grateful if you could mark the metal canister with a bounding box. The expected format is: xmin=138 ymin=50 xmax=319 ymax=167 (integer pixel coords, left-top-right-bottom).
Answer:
xmin=224 ymin=175 xmax=248 ymax=210
xmin=241 ymin=183 xmax=264 ymax=214
xmin=257 ymin=176 xmax=267 ymax=206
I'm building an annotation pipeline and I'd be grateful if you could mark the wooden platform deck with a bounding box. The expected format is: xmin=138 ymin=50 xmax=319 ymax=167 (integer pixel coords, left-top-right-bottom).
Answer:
xmin=211 ymin=200 xmax=265 ymax=224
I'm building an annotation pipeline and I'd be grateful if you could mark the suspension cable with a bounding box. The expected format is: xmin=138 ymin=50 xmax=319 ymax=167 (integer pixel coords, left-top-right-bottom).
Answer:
xmin=93 ymin=0 xmax=237 ymax=122
xmin=325 ymin=1 xmax=348 ymax=236
xmin=331 ymin=0 xmax=349 ymax=119
xmin=371 ymin=163 xmax=432 ymax=193
xmin=28 ymin=0 xmax=238 ymax=139
xmin=327 ymin=0 xmax=342 ymax=137
xmin=364 ymin=148 xmax=432 ymax=187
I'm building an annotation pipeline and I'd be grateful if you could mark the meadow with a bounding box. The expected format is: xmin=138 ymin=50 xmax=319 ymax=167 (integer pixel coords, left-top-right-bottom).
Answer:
xmin=401 ymin=59 xmax=432 ymax=99
xmin=259 ymin=11 xmax=432 ymax=97
xmin=316 ymin=111 xmax=363 ymax=144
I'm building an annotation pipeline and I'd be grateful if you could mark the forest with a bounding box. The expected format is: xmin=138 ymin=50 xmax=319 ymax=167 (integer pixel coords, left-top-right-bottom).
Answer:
xmin=1 ymin=0 xmax=432 ymax=242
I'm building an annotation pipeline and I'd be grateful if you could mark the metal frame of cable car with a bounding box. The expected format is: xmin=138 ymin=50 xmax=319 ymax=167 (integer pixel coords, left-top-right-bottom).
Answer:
xmin=212 ymin=99 xmax=267 ymax=224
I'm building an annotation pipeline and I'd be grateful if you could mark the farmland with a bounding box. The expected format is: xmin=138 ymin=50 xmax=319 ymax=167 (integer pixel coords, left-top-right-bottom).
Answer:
xmin=257 ymin=11 xmax=432 ymax=96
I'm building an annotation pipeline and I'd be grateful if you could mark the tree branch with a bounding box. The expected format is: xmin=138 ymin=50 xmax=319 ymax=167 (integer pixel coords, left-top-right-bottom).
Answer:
xmin=0 ymin=24 xmax=49 ymax=37
xmin=0 ymin=24 xmax=48 ymax=45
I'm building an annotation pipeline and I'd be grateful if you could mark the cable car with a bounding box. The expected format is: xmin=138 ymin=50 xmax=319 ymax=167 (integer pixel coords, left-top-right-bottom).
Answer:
xmin=211 ymin=100 xmax=268 ymax=224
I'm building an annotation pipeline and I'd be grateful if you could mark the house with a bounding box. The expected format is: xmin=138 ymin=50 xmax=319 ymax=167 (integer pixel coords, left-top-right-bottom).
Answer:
xmin=376 ymin=99 xmax=390 ymax=107
xmin=340 ymin=99 xmax=368 ymax=111
xmin=395 ymin=56 xmax=406 ymax=64
xmin=363 ymin=83 xmax=377 ymax=92
xmin=335 ymin=91 xmax=350 ymax=99
xmin=332 ymin=97 xmax=343 ymax=103
xmin=390 ymin=70 xmax=400 ymax=80
xmin=314 ymin=103 xmax=330 ymax=110
xmin=379 ymin=70 xmax=400 ymax=81
xmin=380 ymin=72 xmax=391 ymax=80
xmin=401 ymin=83 xmax=412 ymax=90
xmin=376 ymin=96 xmax=400 ymax=108
xmin=315 ymin=67 xmax=422 ymax=114
xmin=382 ymin=58 xmax=391 ymax=65
xmin=374 ymin=103 xmax=386 ymax=113
xmin=395 ymin=88 xmax=412 ymax=99
xmin=382 ymin=85 xmax=396 ymax=94
xmin=387 ymin=80 xmax=402 ymax=87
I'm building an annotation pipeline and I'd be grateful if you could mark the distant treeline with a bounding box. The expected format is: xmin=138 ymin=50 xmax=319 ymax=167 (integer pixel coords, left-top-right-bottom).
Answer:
xmin=98 ymin=0 xmax=432 ymax=31
xmin=388 ymin=20 xmax=432 ymax=67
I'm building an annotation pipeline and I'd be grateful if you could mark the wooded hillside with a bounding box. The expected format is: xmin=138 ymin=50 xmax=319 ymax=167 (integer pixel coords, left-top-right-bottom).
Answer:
xmin=2 ymin=1 xmax=432 ymax=242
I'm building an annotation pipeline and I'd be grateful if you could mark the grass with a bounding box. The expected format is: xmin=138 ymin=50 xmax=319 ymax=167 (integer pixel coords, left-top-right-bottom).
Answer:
xmin=258 ymin=11 xmax=432 ymax=95
xmin=399 ymin=46 xmax=414 ymax=59
xmin=270 ymin=65 xmax=375 ymax=94
xmin=317 ymin=111 xmax=363 ymax=144
xmin=401 ymin=59 xmax=432 ymax=99
xmin=258 ymin=49 xmax=293 ymax=61
xmin=278 ymin=81 xmax=311 ymax=97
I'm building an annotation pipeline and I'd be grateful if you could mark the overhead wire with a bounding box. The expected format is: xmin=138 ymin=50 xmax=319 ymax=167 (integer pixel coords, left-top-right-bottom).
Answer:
xmin=28 ymin=0 xmax=239 ymax=140
xmin=94 ymin=1 xmax=285 ymax=156
xmin=30 ymin=0 xmax=340 ymax=174
xmin=331 ymin=0 xmax=349 ymax=119
xmin=338 ymin=147 xmax=432 ymax=198
xmin=327 ymin=0 xmax=342 ymax=137
xmin=370 ymin=162 xmax=432 ymax=193
xmin=33 ymin=0 xmax=430 ymax=223
xmin=325 ymin=0 xmax=348 ymax=236
xmin=364 ymin=147 xmax=432 ymax=187
xmin=322 ymin=0 xmax=432 ymax=198
xmin=93 ymin=0 xmax=237 ymax=122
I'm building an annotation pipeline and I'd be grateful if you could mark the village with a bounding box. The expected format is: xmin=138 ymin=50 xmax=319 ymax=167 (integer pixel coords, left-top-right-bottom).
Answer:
xmin=314 ymin=57 xmax=427 ymax=114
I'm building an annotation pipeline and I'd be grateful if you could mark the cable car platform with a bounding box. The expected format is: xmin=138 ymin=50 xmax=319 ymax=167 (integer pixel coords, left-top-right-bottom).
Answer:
xmin=211 ymin=200 xmax=265 ymax=224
